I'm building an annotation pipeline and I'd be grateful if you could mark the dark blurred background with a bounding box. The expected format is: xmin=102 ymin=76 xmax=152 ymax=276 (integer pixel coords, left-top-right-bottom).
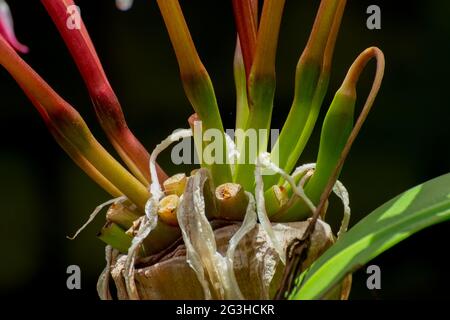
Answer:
xmin=0 ymin=0 xmax=449 ymax=300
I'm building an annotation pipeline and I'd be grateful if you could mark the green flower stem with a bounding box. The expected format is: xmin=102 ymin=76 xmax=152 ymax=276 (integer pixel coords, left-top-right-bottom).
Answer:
xmin=276 ymin=47 xmax=385 ymax=221
xmin=98 ymin=222 xmax=133 ymax=254
xmin=141 ymin=220 xmax=182 ymax=256
xmin=266 ymin=0 xmax=345 ymax=188
xmin=45 ymin=110 xmax=123 ymax=198
xmin=233 ymin=79 xmax=274 ymax=190
xmin=100 ymin=218 xmax=181 ymax=256
xmin=234 ymin=0 xmax=286 ymax=191
xmin=215 ymin=183 xmax=249 ymax=221
xmin=185 ymin=76 xmax=231 ymax=187
xmin=106 ymin=203 xmax=141 ymax=229
xmin=280 ymin=0 xmax=346 ymax=184
xmin=157 ymin=195 xmax=180 ymax=226
xmin=275 ymin=86 xmax=355 ymax=222
xmin=264 ymin=185 xmax=288 ymax=218
xmin=266 ymin=60 xmax=321 ymax=186
xmin=74 ymin=133 xmax=150 ymax=210
xmin=163 ymin=173 xmax=187 ymax=197
xmin=157 ymin=0 xmax=231 ymax=187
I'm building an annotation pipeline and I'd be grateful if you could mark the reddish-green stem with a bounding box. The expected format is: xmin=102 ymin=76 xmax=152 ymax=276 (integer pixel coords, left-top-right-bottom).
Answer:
xmin=41 ymin=0 xmax=167 ymax=185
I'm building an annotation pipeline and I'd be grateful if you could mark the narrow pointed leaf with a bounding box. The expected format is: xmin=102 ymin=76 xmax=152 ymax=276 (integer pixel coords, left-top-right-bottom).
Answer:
xmin=290 ymin=173 xmax=450 ymax=299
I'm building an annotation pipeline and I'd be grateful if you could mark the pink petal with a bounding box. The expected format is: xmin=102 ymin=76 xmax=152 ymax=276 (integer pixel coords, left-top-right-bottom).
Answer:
xmin=116 ymin=0 xmax=134 ymax=11
xmin=0 ymin=0 xmax=28 ymax=53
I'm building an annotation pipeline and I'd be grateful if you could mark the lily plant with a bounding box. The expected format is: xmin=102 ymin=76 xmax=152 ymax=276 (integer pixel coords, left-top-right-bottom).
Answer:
xmin=1 ymin=0 xmax=449 ymax=300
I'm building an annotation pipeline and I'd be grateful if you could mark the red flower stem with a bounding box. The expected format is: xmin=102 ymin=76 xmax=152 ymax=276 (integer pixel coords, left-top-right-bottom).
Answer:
xmin=41 ymin=0 xmax=167 ymax=185
xmin=232 ymin=0 xmax=258 ymax=80
xmin=0 ymin=36 xmax=150 ymax=210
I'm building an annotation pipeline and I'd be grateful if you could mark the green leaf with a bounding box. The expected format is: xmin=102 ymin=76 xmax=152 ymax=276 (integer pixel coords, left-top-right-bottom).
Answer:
xmin=289 ymin=173 xmax=450 ymax=300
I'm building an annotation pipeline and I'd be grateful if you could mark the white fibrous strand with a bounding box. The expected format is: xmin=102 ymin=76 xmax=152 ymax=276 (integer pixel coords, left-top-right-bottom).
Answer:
xmin=124 ymin=129 xmax=194 ymax=299
xmin=291 ymin=163 xmax=317 ymax=180
xmin=178 ymin=170 xmax=257 ymax=299
xmin=148 ymin=129 xmax=193 ymax=211
xmin=97 ymin=245 xmax=119 ymax=300
xmin=67 ymin=196 xmax=127 ymax=240
xmin=291 ymin=162 xmax=351 ymax=239
xmin=225 ymin=132 xmax=240 ymax=174
xmin=255 ymin=154 xmax=287 ymax=264
xmin=225 ymin=191 xmax=257 ymax=297
xmin=333 ymin=180 xmax=351 ymax=240
xmin=259 ymin=152 xmax=316 ymax=214
xmin=124 ymin=212 xmax=158 ymax=299
xmin=96 ymin=127 xmax=352 ymax=300
xmin=177 ymin=170 xmax=222 ymax=299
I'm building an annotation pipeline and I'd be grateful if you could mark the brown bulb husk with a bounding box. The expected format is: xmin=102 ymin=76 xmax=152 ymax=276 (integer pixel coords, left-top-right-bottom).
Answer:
xmin=102 ymin=169 xmax=351 ymax=300
xmin=107 ymin=219 xmax=349 ymax=300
